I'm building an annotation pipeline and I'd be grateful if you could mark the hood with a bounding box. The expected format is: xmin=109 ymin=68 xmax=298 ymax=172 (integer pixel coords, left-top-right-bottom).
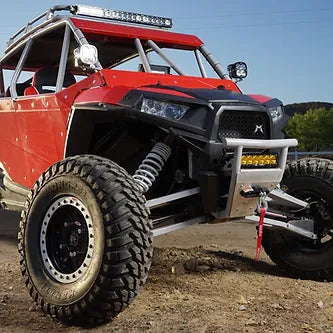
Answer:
xmin=74 ymin=69 xmax=279 ymax=107
xmin=139 ymin=86 xmax=261 ymax=104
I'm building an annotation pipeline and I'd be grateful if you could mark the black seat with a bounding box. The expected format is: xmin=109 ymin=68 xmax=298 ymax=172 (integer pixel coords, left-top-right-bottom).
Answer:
xmin=33 ymin=67 xmax=76 ymax=94
xmin=5 ymin=79 xmax=32 ymax=97
xmin=7 ymin=68 xmax=76 ymax=97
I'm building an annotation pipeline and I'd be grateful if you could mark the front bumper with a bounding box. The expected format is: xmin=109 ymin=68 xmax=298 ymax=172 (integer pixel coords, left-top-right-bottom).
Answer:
xmin=203 ymin=137 xmax=298 ymax=218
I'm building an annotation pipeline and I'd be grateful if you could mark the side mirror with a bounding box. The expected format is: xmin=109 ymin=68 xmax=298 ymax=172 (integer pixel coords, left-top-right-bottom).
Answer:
xmin=227 ymin=62 xmax=247 ymax=81
xmin=74 ymin=44 xmax=99 ymax=68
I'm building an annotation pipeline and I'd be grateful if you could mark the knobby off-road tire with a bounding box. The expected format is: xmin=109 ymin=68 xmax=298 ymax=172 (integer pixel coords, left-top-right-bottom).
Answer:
xmin=18 ymin=155 xmax=153 ymax=325
xmin=263 ymin=158 xmax=333 ymax=281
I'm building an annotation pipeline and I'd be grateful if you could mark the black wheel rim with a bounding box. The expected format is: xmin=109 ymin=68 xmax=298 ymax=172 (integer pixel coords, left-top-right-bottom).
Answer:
xmin=40 ymin=196 xmax=94 ymax=283
xmin=285 ymin=187 xmax=333 ymax=252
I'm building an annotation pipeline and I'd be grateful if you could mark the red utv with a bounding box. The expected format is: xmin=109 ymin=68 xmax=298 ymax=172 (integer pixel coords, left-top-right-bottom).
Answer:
xmin=0 ymin=4 xmax=332 ymax=326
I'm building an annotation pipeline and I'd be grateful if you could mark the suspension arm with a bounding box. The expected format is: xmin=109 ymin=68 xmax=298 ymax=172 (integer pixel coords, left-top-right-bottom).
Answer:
xmin=267 ymin=187 xmax=309 ymax=210
xmin=246 ymin=215 xmax=317 ymax=240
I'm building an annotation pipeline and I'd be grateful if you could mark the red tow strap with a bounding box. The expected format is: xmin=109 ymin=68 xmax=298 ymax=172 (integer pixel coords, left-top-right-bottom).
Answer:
xmin=255 ymin=207 xmax=266 ymax=262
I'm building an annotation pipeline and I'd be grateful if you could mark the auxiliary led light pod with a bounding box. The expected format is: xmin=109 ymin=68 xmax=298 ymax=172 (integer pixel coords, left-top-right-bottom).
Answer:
xmin=241 ymin=154 xmax=278 ymax=167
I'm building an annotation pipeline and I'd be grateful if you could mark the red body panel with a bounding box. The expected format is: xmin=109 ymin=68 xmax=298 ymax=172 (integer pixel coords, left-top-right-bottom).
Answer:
xmin=70 ymin=18 xmax=203 ymax=49
xmin=0 ymin=99 xmax=20 ymax=178
xmin=101 ymin=69 xmax=240 ymax=92
xmin=248 ymin=94 xmax=272 ymax=104
xmin=74 ymin=86 xmax=132 ymax=105
xmin=74 ymin=70 xmax=239 ymax=106
xmin=0 ymin=72 xmax=104 ymax=188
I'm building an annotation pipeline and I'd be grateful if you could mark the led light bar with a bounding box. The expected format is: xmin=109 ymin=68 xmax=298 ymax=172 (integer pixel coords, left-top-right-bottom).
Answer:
xmin=73 ymin=5 xmax=173 ymax=29
xmin=241 ymin=154 xmax=278 ymax=168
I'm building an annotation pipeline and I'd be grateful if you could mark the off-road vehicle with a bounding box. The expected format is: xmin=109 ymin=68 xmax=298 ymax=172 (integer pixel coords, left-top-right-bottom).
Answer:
xmin=0 ymin=4 xmax=332 ymax=326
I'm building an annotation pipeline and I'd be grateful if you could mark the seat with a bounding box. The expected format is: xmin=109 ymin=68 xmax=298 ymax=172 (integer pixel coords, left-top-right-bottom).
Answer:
xmin=5 ymin=79 xmax=33 ymax=97
xmin=24 ymin=67 xmax=76 ymax=96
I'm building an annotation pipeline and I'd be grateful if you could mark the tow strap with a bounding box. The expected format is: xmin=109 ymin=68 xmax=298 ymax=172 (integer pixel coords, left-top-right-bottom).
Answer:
xmin=255 ymin=207 xmax=266 ymax=261
xmin=255 ymin=191 xmax=267 ymax=262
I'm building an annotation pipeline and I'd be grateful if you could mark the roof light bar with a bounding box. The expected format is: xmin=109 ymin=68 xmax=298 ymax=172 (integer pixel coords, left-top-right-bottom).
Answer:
xmin=73 ymin=5 xmax=173 ymax=29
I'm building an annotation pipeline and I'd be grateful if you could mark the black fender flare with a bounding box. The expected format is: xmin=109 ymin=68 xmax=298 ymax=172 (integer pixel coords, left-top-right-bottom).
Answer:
xmin=64 ymin=103 xmax=206 ymax=158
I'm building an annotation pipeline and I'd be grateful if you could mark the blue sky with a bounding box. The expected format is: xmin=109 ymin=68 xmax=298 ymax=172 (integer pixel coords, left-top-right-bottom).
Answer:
xmin=0 ymin=0 xmax=332 ymax=105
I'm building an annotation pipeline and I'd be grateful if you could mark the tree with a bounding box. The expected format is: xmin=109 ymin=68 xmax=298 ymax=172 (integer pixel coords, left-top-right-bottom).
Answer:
xmin=284 ymin=108 xmax=333 ymax=151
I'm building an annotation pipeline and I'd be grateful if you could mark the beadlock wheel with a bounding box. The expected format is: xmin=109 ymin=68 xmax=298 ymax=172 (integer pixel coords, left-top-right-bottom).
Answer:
xmin=40 ymin=196 xmax=94 ymax=284
xmin=263 ymin=159 xmax=333 ymax=281
xmin=18 ymin=155 xmax=153 ymax=325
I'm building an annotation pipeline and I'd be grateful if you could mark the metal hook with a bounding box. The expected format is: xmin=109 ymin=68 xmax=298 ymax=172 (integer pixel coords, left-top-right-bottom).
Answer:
xmin=257 ymin=191 xmax=268 ymax=211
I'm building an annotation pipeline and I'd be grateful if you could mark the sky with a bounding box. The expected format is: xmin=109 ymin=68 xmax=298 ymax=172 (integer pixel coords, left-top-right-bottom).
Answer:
xmin=0 ymin=0 xmax=332 ymax=105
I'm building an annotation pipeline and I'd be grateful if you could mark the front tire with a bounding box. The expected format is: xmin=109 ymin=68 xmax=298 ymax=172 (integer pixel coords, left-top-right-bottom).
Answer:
xmin=18 ymin=155 xmax=153 ymax=325
xmin=263 ymin=159 xmax=333 ymax=281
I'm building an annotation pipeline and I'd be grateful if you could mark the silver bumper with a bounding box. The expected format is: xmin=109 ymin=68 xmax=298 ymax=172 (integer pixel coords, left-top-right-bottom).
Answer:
xmin=219 ymin=138 xmax=298 ymax=218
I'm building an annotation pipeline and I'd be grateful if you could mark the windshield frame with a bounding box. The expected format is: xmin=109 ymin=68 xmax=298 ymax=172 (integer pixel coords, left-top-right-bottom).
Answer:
xmin=74 ymin=17 xmax=230 ymax=80
xmin=83 ymin=33 xmax=231 ymax=80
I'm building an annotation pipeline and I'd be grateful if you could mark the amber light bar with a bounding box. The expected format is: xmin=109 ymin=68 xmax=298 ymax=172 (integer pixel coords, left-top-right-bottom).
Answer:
xmin=73 ymin=5 xmax=173 ymax=28
xmin=241 ymin=154 xmax=278 ymax=168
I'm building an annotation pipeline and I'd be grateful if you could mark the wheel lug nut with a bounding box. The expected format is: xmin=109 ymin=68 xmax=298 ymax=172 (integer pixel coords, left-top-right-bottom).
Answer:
xmin=69 ymin=251 xmax=77 ymax=257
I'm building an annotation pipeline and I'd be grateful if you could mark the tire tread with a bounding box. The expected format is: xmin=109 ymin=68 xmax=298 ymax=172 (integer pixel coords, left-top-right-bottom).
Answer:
xmin=263 ymin=158 xmax=333 ymax=281
xmin=18 ymin=155 xmax=153 ymax=325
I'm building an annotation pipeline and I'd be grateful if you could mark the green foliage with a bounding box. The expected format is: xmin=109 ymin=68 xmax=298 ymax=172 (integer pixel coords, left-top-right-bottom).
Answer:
xmin=284 ymin=108 xmax=333 ymax=151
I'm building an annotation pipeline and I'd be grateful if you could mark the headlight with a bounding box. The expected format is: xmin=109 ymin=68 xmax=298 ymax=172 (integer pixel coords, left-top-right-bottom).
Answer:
xmin=141 ymin=98 xmax=189 ymax=120
xmin=268 ymin=106 xmax=284 ymax=123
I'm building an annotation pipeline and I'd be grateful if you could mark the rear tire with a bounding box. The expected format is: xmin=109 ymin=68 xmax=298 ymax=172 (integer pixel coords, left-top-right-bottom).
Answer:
xmin=18 ymin=155 xmax=153 ymax=325
xmin=263 ymin=158 xmax=333 ymax=281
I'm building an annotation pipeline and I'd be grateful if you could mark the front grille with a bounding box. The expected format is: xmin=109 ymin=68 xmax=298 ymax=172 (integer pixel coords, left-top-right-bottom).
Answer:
xmin=218 ymin=110 xmax=270 ymax=141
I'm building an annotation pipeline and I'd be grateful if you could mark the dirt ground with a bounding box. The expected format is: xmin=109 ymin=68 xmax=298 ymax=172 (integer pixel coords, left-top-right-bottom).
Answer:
xmin=1 ymin=211 xmax=333 ymax=333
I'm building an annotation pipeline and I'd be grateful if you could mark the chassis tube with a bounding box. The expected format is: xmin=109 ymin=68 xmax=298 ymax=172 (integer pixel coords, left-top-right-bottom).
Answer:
xmin=135 ymin=38 xmax=152 ymax=73
xmin=56 ymin=24 xmax=71 ymax=92
xmin=194 ymin=49 xmax=207 ymax=78
xmin=0 ymin=65 xmax=4 ymax=96
xmin=10 ymin=39 xmax=33 ymax=98
xmin=200 ymin=45 xmax=230 ymax=80
xmin=147 ymin=40 xmax=185 ymax=76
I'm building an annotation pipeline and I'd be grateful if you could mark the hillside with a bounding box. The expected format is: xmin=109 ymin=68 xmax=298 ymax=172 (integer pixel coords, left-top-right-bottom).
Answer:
xmin=284 ymin=102 xmax=333 ymax=116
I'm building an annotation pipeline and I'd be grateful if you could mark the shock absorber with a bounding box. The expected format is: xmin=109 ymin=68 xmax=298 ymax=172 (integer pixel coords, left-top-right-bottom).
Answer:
xmin=133 ymin=142 xmax=172 ymax=193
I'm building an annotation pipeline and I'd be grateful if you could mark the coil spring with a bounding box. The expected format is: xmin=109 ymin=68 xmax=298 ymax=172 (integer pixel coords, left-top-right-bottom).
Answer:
xmin=133 ymin=142 xmax=171 ymax=193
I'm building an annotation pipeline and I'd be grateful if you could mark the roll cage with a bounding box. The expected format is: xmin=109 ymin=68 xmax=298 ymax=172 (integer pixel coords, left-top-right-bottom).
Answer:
xmin=0 ymin=5 xmax=231 ymax=98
